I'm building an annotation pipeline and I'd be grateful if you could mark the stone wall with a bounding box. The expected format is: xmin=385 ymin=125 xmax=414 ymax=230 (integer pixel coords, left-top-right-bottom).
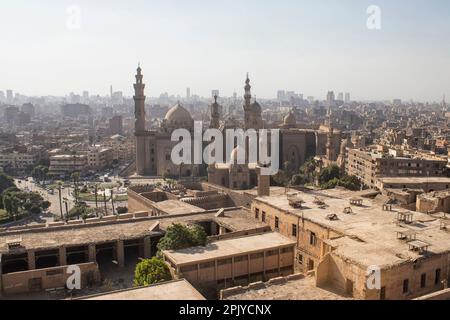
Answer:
xmin=1 ymin=262 xmax=100 ymax=295
xmin=220 ymin=273 xmax=305 ymax=299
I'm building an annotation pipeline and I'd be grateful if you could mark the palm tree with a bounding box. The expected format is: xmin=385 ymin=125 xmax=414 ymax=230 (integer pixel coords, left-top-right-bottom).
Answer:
xmin=71 ymin=172 xmax=80 ymax=204
xmin=110 ymin=188 xmax=116 ymax=216
xmin=94 ymin=184 xmax=99 ymax=217
xmin=58 ymin=182 xmax=64 ymax=221
xmin=103 ymin=189 xmax=108 ymax=216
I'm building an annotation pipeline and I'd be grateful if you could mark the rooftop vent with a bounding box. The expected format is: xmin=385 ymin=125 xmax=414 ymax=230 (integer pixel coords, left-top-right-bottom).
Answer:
xmin=287 ymin=193 xmax=305 ymax=209
xmin=314 ymin=197 xmax=325 ymax=206
xmin=6 ymin=238 xmax=22 ymax=251
xmin=408 ymin=240 xmax=430 ymax=254
xmin=349 ymin=197 xmax=363 ymax=206
xmin=343 ymin=207 xmax=354 ymax=215
xmin=396 ymin=230 xmax=417 ymax=242
xmin=326 ymin=214 xmax=339 ymax=221
xmin=397 ymin=211 xmax=414 ymax=224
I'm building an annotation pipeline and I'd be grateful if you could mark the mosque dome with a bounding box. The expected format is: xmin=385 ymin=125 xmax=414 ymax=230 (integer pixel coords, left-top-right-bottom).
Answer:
xmin=283 ymin=110 xmax=296 ymax=126
xmin=165 ymin=102 xmax=193 ymax=126
xmin=251 ymin=101 xmax=262 ymax=113
xmin=230 ymin=146 xmax=244 ymax=163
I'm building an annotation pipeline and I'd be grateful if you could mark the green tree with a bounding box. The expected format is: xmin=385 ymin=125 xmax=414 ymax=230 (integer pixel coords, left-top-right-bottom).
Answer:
xmin=133 ymin=257 xmax=172 ymax=287
xmin=116 ymin=206 xmax=128 ymax=214
xmin=320 ymin=175 xmax=361 ymax=191
xmin=31 ymin=165 xmax=49 ymax=185
xmin=319 ymin=165 xmax=341 ymax=184
xmin=157 ymin=223 xmax=207 ymax=255
xmin=2 ymin=189 xmax=50 ymax=219
xmin=0 ymin=173 xmax=15 ymax=206
xmin=71 ymin=172 xmax=80 ymax=204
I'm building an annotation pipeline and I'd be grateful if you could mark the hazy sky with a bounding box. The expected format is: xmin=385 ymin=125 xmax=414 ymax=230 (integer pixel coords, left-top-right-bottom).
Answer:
xmin=1 ymin=0 xmax=450 ymax=101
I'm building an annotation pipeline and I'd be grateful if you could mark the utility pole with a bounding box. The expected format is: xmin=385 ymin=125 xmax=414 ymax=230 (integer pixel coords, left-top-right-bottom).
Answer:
xmin=94 ymin=184 xmax=99 ymax=217
xmin=103 ymin=190 xmax=107 ymax=216
xmin=111 ymin=189 xmax=116 ymax=216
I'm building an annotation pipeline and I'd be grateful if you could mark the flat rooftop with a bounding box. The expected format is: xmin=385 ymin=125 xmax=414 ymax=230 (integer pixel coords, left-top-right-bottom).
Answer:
xmin=154 ymin=200 xmax=205 ymax=215
xmin=254 ymin=188 xmax=450 ymax=268
xmin=83 ymin=279 xmax=205 ymax=300
xmin=164 ymin=232 xmax=295 ymax=266
xmin=225 ymin=276 xmax=350 ymax=301
xmin=378 ymin=177 xmax=450 ymax=184
xmin=0 ymin=208 xmax=266 ymax=254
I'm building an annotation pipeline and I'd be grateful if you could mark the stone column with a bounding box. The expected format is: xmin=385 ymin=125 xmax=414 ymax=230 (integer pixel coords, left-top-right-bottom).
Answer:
xmin=117 ymin=240 xmax=125 ymax=268
xmin=59 ymin=246 xmax=67 ymax=266
xmin=27 ymin=250 xmax=36 ymax=270
xmin=278 ymin=248 xmax=281 ymax=276
xmin=143 ymin=237 xmax=152 ymax=259
xmin=0 ymin=253 xmax=3 ymax=298
xmin=88 ymin=244 xmax=96 ymax=263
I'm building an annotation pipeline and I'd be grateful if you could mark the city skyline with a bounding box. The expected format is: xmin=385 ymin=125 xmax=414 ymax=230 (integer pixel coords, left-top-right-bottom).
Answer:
xmin=1 ymin=0 xmax=450 ymax=101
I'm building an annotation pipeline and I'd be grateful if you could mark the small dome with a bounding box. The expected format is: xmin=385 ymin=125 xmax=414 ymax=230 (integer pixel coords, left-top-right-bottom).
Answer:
xmin=251 ymin=101 xmax=262 ymax=113
xmin=230 ymin=146 xmax=244 ymax=163
xmin=165 ymin=102 xmax=193 ymax=124
xmin=284 ymin=110 xmax=296 ymax=126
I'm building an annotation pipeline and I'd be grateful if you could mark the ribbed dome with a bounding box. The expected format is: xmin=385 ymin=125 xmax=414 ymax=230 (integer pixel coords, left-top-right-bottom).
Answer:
xmin=284 ymin=110 xmax=296 ymax=126
xmin=251 ymin=101 xmax=262 ymax=113
xmin=230 ymin=146 xmax=244 ymax=162
xmin=165 ymin=103 xmax=193 ymax=123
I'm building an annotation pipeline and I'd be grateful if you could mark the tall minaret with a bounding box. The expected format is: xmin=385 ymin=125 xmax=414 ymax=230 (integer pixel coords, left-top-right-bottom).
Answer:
xmin=134 ymin=64 xmax=146 ymax=133
xmin=326 ymin=127 xmax=336 ymax=161
xmin=243 ymin=73 xmax=253 ymax=130
xmin=134 ymin=64 xmax=147 ymax=176
xmin=210 ymin=94 xmax=220 ymax=129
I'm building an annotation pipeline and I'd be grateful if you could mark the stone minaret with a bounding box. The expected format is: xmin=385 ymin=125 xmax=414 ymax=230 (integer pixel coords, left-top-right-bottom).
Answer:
xmin=210 ymin=94 xmax=220 ymax=129
xmin=326 ymin=127 xmax=336 ymax=161
xmin=256 ymin=165 xmax=270 ymax=197
xmin=243 ymin=73 xmax=253 ymax=130
xmin=134 ymin=64 xmax=147 ymax=176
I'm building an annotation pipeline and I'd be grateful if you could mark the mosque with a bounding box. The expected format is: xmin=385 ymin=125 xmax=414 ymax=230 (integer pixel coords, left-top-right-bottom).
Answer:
xmin=133 ymin=66 xmax=345 ymax=190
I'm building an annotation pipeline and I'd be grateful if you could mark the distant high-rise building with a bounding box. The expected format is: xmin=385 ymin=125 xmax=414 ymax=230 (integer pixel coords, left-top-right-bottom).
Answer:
xmin=186 ymin=88 xmax=191 ymax=99
xmin=109 ymin=115 xmax=123 ymax=135
xmin=393 ymin=99 xmax=402 ymax=106
xmin=337 ymin=92 xmax=344 ymax=101
xmin=83 ymin=91 xmax=89 ymax=103
xmin=0 ymin=91 xmax=5 ymax=102
xmin=286 ymin=91 xmax=295 ymax=100
xmin=326 ymin=91 xmax=335 ymax=106
xmin=21 ymin=103 xmax=35 ymax=117
xmin=307 ymin=96 xmax=315 ymax=104
xmin=4 ymin=106 xmax=19 ymax=123
xmin=345 ymin=93 xmax=351 ymax=103
xmin=277 ymin=90 xmax=286 ymax=101
xmin=61 ymin=104 xmax=91 ymax=118
xmin=6 ymin=90 xmax=13 ymax=103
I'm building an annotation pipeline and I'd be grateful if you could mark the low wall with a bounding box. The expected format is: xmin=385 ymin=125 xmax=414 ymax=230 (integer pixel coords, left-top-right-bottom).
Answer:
xmin=414 ymin=288 xmax=450 ymax=300
xmin=200 ymin=182 xmax=255 ymax=208
xmin=1 ymin=262 xmax=100 ymax=296
xmin=209 ymin=227 xmax=271 ymax=241
xmin=220 ymin=274 xmax=305 ymax=300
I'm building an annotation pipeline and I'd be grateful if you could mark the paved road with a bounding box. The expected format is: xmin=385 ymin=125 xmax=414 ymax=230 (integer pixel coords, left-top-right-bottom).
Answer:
xmin=15 ymin=178 xmax=74 ymax=222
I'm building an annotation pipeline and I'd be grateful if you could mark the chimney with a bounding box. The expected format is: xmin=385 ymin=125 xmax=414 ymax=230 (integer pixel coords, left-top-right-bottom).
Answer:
xmin=256 ymin=165 xmax=270 ymax=197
